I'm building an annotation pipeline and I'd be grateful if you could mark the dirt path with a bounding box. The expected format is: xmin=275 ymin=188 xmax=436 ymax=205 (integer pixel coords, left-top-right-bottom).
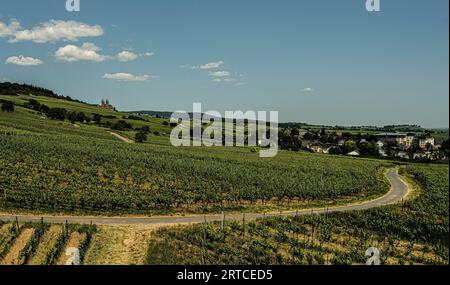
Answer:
xmin=56 ymin=232 xmax=86 ymax=265
xmin=0 ymin=168 xmax=410 ymax=226
xmin=109 ymin=132 xmax=134 ymax=143
xmin=1 ymin=228 xmax=34 ymax=265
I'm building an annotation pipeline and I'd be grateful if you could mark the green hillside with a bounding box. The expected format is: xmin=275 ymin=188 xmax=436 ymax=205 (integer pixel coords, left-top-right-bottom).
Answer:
xmin=0 ymin=91 xmax=392 ymax=215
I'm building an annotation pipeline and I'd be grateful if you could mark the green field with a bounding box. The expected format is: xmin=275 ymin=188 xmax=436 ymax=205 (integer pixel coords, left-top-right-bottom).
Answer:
xmin=1 ymin=92 xmax=448 ymax=265
xmin=146 ymin=164 xmax=449 ymax=265
xmin=0 ymin=94 xmax=392 ymax=215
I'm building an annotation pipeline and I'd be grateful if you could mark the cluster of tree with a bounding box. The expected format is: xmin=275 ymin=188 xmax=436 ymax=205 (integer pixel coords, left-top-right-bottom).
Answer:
xmin=1 ymin=100 xmax=14 ymax=112
xmin=67 ymin=111 xmax=90 ymax=124
xmin=24 ymin=99 xmax=49 ymax=113
xmin=122 ymin=115 xmax=149 ymax=122
xmin=279 ymin=128 xmax=302 ymax=151
xmin=162 ymin=120 xmax=178 ymax=127
xmin=329 ymin=140 xmax=380 ymax=157
xmin=135 ymin=126 xmax=150 ymax=143
xmin=0 ymin=82 xmax=85 ymax=104
xmin=22 ymin=99 xmax=66 ymax=121
xmin=278 ymin=127 xmax=383 ymax=156
xmin=109 ymin=120 xmax=133 ymax=131
xmin=22 ymin=99 xmax=91 ymax=123
xmin=441 ymin=140 xmax=449 ymax=158
xmin=92 ymin=113 xmax=102 ymax=123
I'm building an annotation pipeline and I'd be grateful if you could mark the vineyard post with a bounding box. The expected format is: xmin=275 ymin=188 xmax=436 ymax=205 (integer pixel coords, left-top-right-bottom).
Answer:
xmin=15 ymin=216 xmax=19 ymax=232
xmin=221 ymin=212 xmax=225 ymax=232
xmin=242 ymin=214 xmax=246 ymax=238
xmin=202 ymin=216 xmax=207 ymax=265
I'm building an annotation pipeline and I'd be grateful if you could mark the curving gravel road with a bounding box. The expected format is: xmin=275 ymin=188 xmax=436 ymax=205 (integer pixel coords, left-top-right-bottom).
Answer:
xmin=0 ymin=168 xmax=409 ymax=226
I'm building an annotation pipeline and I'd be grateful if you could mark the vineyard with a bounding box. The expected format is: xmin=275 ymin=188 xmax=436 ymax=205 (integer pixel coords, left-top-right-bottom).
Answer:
xmin=0 ymin=95 xmax=391 ymax=215
xmin=1 ymin=93 xmax=448 ymax=265
xmin=0 ymin=220 xmax=96 ymax=265
xmin=145 ymin=164 xmax=449 ymax=265
xmin=1 ymin=161 xmax=447 ymax=266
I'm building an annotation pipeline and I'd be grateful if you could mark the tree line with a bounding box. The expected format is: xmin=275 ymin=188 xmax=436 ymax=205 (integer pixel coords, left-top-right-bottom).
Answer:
xmin=0 ymin=82 xmax=86 ymax=104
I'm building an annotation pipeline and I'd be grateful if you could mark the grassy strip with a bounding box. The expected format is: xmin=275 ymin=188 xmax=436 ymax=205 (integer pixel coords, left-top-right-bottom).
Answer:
xmin=44 ymin=222 xmax=71 ymax=265
xmin=18 ymin=221 xmax=49 ymax=265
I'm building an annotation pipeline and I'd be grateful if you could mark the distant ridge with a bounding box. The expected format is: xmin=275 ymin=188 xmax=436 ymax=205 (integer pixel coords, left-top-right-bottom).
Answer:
xmin=129 ymin=110 xmax=175 ymax=119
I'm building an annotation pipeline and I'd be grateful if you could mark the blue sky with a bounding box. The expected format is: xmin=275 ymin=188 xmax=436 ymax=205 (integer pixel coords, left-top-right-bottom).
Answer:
xmin=0 ymin=0 xmax=448 ymax=127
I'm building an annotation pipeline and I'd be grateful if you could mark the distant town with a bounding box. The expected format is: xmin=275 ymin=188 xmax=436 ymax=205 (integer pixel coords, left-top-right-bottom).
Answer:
xmin=278 ymin=127 xmax=448 ymax=162
xmin=133 ymin=107 xmax=449 ymax=163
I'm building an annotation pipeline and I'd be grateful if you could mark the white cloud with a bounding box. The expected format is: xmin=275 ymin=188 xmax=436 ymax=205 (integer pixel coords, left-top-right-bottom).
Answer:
xmin=208 ymin=71 xmax=230 ymax=78
xmin=117 ymin=51 xmax=138 ymax=62
xmin=143 ymin=52 xmax=155 ymax=57
xmin=302 ymin=87 xmax=314 ymax=92
xmin=6 ymin=20 xmax=103 ymax=43
xmin=199 ymin=61 xmax=224 ymax=69
xmin=55 ymin=43 xmax=110 ymax=62
xmin=6 ymin=55 xmax=43 ymax=66
xmin=116 ymin=51 xmax=154 ymax=62
xmin=183 ymin=60 xmax=225 ymax=70
xmin=103 ymin=73 xmax=157 ymax=82
xmin=0 ymin=19 xmax=20 ymax=37
xmin=182 ymin=61 xmax=245 ymax=85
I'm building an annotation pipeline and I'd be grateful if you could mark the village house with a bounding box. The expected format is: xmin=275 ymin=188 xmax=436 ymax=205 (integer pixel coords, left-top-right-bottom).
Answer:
xmin=416 ymin=135 xmax=435 ymax=149
xmin=396 ymin=151 xmax=410 ymax=159
xmin=375 ymin=132 xmax=434 ymax=150
xmin=376 ymin=141 xmax=384 ymax=149
xmin=375 ymin=133 xmax=415 ymax=149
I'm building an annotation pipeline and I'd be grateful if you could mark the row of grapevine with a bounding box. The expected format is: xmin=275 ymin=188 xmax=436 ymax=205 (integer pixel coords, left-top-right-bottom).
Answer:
xmin=146 ymin=164 xmax=449 ymax=265
xmin=18 ymin=220 xmax=50 ymax=265
xmin=0 ymin=117 xmax=389 ymax=215
xmin=0 ymin=220 xmax=96 ymax=265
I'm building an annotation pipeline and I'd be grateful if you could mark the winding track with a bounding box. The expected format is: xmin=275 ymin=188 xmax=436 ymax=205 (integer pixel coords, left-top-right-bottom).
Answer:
xmin=109 ymin=132 xmax=134 ymax=144
xmin=0 ymin=168 xmax=410 ymax=226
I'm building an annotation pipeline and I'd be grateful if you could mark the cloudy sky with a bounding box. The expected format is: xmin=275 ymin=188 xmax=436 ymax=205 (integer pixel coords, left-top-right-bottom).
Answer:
xmin=0 ymin=0 xmax=448 ymax=127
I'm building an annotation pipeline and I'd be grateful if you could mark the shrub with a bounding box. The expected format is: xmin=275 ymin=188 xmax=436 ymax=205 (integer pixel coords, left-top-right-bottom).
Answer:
xmin=1 ymin=101 xmax=14 ymax=112
xmin=135 ymin=131 xmax=148 ymax=143
xmin=47 ymin=108 xmax=67 ymax=121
